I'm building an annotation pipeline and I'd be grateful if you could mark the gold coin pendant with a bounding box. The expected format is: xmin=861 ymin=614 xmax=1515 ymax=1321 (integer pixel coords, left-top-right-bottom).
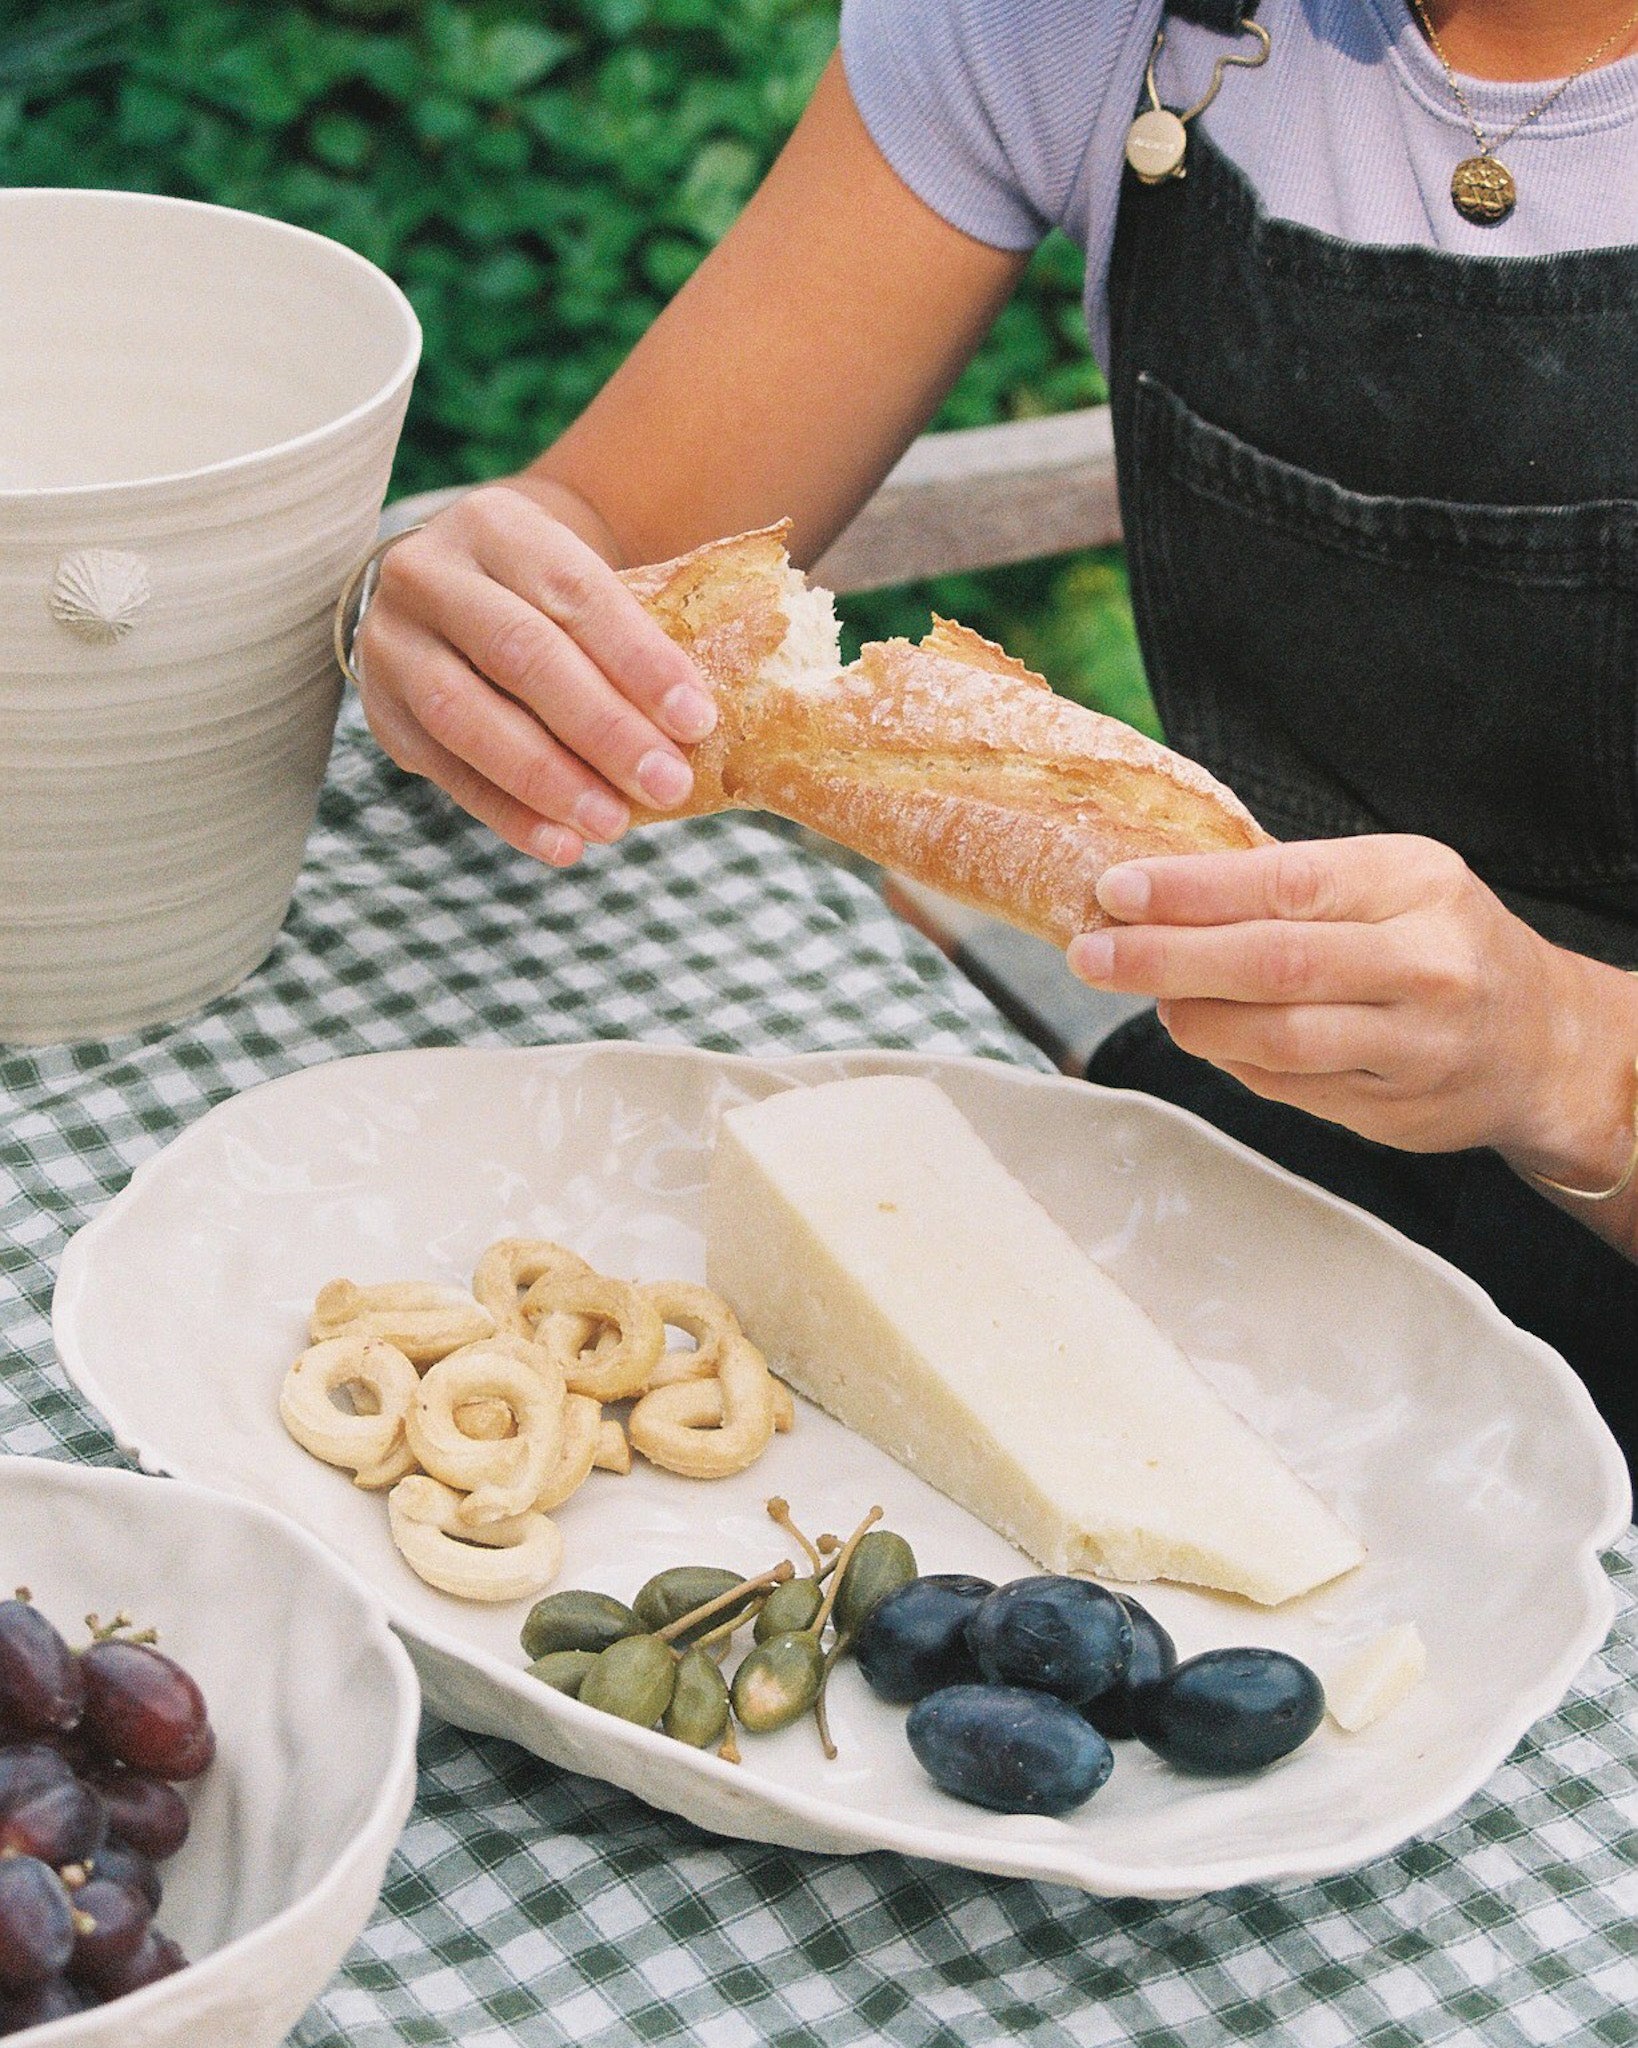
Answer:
xmin=1125 ymin=109 xmax=1190 ymax=184
xmin=1451 ymin=155 xmax=1516 ymax=226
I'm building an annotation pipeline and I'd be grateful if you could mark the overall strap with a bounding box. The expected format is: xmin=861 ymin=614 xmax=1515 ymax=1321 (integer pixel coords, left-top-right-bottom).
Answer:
xmin=1167 ymin=0 xmax=1258 ymax=27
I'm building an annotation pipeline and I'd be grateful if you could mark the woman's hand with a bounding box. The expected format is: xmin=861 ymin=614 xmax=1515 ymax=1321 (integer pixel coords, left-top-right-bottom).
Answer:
xmin=352 ymin=483 xmax=718 ymax=868
xmin=1067 ymin=835 xmax=1638 ymax=1197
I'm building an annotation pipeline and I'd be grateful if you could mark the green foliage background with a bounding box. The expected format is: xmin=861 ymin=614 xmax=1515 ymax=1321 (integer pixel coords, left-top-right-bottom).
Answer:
xmin=0 ymin=0 xmax=1149 ymax=727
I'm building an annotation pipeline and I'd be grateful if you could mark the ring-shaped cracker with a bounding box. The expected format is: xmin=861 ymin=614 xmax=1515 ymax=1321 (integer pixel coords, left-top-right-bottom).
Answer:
xmin=473 ymin=1238 xmax=592 ymax=1340
xmin=407 ymin=1335 xmax=566 ymax=1525
xmin=310 ymin=1279 xmax=494 ymax=1365
xmin=641 ymin=1281 xmax=741 ymax=1390
xmin=524 ymin=1273 xmax=664 ymax=1402
xmin=628 ymin=1335 xmax=776 ymax=1479
xmin=388 ymin=1475 xmax=562 ymax=1602
xmin=280 ymin=1335 xmax=420 ymax=1489
xmin=593 ymin=1414 xmax=631 ymax=1475
xmin=532 ymin=1394 xmax=603 ymax=1511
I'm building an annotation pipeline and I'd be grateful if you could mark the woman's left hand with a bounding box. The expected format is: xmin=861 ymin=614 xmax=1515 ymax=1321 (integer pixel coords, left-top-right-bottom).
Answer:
xmin=1066 ymin=834 xmax=1612 ymax=1165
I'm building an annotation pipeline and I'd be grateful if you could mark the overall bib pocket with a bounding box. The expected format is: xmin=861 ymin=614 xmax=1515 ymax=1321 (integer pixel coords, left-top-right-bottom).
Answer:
xmin=1125 ymin=372 xmax=1638 ymax=890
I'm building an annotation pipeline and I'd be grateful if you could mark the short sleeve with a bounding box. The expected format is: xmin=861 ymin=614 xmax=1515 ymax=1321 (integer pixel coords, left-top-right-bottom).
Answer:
xmin=839 ymin=0 xmax=1147 ymax=252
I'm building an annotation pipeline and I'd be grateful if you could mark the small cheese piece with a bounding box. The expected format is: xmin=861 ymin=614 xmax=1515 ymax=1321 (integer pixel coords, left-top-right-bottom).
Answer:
xmin=1325 ymin=1624 xmax=1427 ymax=1732
xmin=706 ymin=1075 xmax=1364 ymax=1607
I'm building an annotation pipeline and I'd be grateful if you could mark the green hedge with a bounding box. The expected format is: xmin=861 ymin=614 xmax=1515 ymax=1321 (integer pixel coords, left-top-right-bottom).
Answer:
xmin=0 ymin=0 xmax=1149 ymax=726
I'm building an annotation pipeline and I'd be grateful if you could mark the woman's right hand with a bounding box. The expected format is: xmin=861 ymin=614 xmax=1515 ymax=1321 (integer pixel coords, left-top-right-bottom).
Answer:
xmin=351 ymin=482 xmax=719 ymax=867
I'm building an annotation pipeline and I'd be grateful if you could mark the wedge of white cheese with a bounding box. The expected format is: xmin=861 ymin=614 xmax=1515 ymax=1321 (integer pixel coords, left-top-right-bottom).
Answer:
xmin=707 ymin=1075 xmax=1364 ymax=1606
xmin=1325 ymin=1624 xmax=1427 ymax=1732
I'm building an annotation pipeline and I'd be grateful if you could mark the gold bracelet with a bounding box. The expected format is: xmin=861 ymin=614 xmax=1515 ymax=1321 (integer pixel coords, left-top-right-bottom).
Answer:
xmin=331 ymin=524 xmax=427 ymax=689
xmin=1523 ymin=1053 xmax=1638 ymax=1203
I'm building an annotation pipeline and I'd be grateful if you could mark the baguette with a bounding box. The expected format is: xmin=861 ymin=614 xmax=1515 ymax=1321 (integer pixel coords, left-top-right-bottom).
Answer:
xmin=620 ymin=525 xmax=1269 ymax=945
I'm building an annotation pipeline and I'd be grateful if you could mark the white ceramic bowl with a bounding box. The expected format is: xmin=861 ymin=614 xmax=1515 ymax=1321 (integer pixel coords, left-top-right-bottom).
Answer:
xmin=0 ymin=187 xmax=420 ymax=1043
xmin=0 ymin=1455 xmax=420 ymax=2047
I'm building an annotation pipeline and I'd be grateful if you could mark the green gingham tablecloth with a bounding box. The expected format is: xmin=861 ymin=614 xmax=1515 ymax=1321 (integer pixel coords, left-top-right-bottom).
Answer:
xmin=3 ymin=696 xmax=1636 ymax=2048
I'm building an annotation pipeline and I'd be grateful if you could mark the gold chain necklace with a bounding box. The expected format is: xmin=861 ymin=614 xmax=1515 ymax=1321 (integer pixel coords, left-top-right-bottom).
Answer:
xmin=1406 ymin=0 xmax=1638 ymax=225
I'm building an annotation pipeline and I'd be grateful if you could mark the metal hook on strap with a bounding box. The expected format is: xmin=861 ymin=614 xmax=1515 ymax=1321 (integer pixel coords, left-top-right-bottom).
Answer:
xmin=1125 ymin=17 xmax=1271 ymax=186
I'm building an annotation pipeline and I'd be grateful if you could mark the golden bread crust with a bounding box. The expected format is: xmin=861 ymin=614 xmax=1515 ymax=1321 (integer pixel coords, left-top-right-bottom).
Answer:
xmin=619 ymin=528 xmax=1269 ymax=943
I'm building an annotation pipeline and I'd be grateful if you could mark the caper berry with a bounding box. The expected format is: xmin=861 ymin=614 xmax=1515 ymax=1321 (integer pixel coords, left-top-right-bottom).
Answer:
xmin=520 ymin=1589 xmax=642 ymax=1663
xmin=831 ymin=1530 xmax=917 ymax=1639
xmin=754 ymin=1577 xmax=824 ymax=1643
xmin=662 ymin=1646 xmax=731 ymax=1749
xmin=527 ymin=1649 xmax=598 ymax=1697
xmin=577 ymin=1633 xmax=677 ymax=1728
xmin=731 ymin=1630 xmax=825 ymax=1734
xmin=632 ymin=1567 xmax=755 ymax=1644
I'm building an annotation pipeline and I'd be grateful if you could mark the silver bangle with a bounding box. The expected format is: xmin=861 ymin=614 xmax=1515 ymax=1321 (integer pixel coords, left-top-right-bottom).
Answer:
xmin=331 ymin=524 xmax=427 ymax=688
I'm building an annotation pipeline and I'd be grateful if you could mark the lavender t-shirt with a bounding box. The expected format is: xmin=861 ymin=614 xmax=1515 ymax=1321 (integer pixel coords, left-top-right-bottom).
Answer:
xmin=839 ymin=0 xmax=1638 ymax=364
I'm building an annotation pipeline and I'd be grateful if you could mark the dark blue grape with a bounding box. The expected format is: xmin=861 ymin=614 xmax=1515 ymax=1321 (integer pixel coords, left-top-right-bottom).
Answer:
xmin=0 ymin=1975 xmax=84 ymax=2033
xmin=67 ymin=1876 xmax=152 ymax=1993
xmin=0 ymin=1858 xmax=74 ymax=1992
xmin=906 ymin=1685 xmax=1114 ymax=1815
xmin=853 ymin=1576 xmax=994 ymax=1704
xmin=0 ymin=1603 xmax=83 ymax=1738
xmin=91 ymin=1927 xmax=184 ymax=1998
xmin=92 ymin=1842 xmax=162 ymax=1912
xmin=965 ymin=1577 xmax=1132 ymax=1703
xmin=0 ymin=1777 xmax=107 ymax=1868
xmin=0 ymin=1744 xmax=73 ymax=1821
xmin=84 ymin=1768 xmax=189 ymax=1861
xmin=1083 ymin=1595 xmax=1178 ymax=1740
xmin=1132 ymin=1648 xmax=1325 ymax=1774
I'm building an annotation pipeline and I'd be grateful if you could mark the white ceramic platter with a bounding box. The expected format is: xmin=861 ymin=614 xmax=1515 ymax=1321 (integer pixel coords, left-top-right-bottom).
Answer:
xmin=53 ymin=1043 xmax=1631 ymax=1899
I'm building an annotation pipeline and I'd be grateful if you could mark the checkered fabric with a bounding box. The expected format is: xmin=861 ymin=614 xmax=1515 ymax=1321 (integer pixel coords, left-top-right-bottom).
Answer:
xmin=3 ymin=698 xmax=1635 ymax=2047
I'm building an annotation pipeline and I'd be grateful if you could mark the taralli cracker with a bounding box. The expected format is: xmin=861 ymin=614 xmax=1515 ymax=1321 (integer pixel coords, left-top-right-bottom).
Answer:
xmin=629 ymin=1335 xmax=778 ymax=1479
xmin=527 ymin=1273 xmax=665 ymax=1402
xmin=387 ymin=1474 xmax=563 ymax=1602
xmin=279 ymin=1237 xmax=794 ymax=1602
xmin=472 ymin=1238 xmax=592 ymax=1341
xmin=642 ymin=1281 xmax=741 ymax=1389
xmin=310 ymin=1279 xmax=494 ymax=1365
xmin=279 ymin=1334 xmax=420 ymax=1490
xmin=406 ymin=1337 xmax=566 ymax=1526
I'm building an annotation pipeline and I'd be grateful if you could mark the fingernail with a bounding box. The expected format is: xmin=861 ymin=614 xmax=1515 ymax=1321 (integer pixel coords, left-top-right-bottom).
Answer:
xmin=532 ymin=824 xmax=580 ymax=867
xmin=1097 ymin=866 xmax=1150 ymax=918
xmin=661 ymin=683 xmax=717 ymax=743
xmin=638 ymin=749 xmax=692 ymax=808
xmin=575 ymin=790 xmax=629 ymax=841
xmin=1070 ymin=932 xmax=1116 ymax=983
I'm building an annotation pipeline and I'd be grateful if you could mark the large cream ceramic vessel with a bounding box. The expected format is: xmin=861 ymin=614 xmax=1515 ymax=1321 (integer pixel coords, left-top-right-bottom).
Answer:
xmin=0 ymin=187 xmax=420 ymax=1042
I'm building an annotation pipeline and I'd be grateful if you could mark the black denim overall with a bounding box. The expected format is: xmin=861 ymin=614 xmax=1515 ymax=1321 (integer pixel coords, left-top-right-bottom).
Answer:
xmin=1085 ymin=3 xmax=1638 ymax=1478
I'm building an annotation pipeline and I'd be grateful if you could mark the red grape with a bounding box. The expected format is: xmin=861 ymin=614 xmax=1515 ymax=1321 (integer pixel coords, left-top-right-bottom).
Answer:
xmin=0 ymin=1603 xmax=83 ymax=1737
xmin=0 ymin=1744 xmax=72 ymax=1821
xmin=0 ymin=1975 xmax=84 ymax=2034
xmin=78 ymin=1642 xmax=214 ymax=1781
xmin=92 ymin=1927 xmax=185 ymax=1999
xmin=91 ymin=1842 xmax=161 ymax=1913
xmin=84 ymin=1768 xmax=189 ymax=1861
xmin=0 ymin=1859 xmax=74 ymax=1992
xmin=66 ymin=1877 xmax=151 ymax=1993
xmin=0 ymin=1778 xmax=107 ymax=1869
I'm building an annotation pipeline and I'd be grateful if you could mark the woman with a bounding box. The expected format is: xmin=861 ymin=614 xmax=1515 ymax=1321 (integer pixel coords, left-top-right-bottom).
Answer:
xmin=354 ymin=0 xmax=1638 ymax=1479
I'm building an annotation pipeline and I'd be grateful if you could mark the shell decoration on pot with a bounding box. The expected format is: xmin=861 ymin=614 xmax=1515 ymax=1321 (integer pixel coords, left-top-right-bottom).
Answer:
xmin=49 ymin=547 xmax=153 ymax=644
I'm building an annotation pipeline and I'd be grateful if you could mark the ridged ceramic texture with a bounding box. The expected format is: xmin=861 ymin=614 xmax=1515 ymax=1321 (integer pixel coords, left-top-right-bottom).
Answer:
xmin=0 ymin=187 xmax=419 ymax=1043
xmin=0 ymin=1456 xmax=419 ymax=2047
xmin=53 ymin=1044 xmax=1631 ymax=1898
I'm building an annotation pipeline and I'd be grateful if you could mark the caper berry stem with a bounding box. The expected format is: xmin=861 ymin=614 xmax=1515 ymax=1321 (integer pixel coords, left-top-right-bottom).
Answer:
xmin=717 ymin=1720 xmax=742 ymax=1765
xmin=811 ymin=1506 xmax=883 ymax=1638
xmin=812 ymin=1631 xmax=851 ymax=1762
xmin=654 ymin=1560 xmax=794 ymax=1644
xmin=765 ymin=1496 xmax=824 ymax=1574
xmin=691 ymin=1597 xmax=768 ymax=1654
